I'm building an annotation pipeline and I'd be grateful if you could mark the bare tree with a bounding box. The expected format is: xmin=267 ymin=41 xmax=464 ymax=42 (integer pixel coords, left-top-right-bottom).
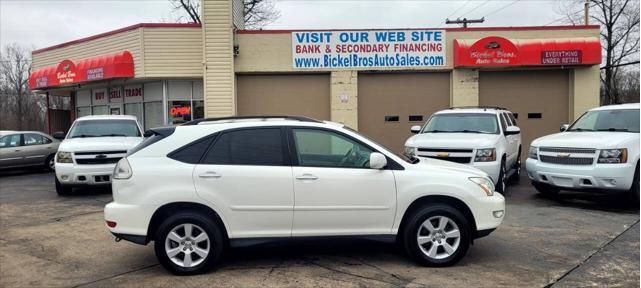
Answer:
xmin=170 ymin=0 xmax=280 ymax=28
xmin=0 ymin=43 xmax=45 ymax=131
xmin=560 ymin=0 xmax=640 ymax=104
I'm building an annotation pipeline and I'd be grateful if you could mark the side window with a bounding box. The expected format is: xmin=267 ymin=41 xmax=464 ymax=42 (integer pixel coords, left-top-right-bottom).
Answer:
xmin=507 ymin=112 xmax=518 ymax=126
xmin=43 ymin=136 xmax=53 ymax=144
xmin=202 ymin=128 xmax=285 ymax=166
xmin=292 ymin=128 xmax=374 ymax=168
xmin=499 ymin=114 xmax=508 ymax=132
xmin=0 ymin=134 xmax=21 ymax=148
xmin=168 ymin=136 xmax=215 ymax=164
xmin=23 ymin=134 xmax=44 ymax=146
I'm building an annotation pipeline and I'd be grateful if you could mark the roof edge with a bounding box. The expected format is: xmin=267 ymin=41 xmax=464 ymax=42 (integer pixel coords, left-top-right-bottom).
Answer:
xmin=237 ymin=25 xmax=600 ymax=34
xmin=33 ymin=23 xmax=202 ymax=55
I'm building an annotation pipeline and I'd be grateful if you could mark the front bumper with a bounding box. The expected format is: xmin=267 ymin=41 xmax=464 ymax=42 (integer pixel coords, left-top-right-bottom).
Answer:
xmin=104 ymin=202 xmax=156 ymax=237
xmin=471 ymin=192 xmax=505 ymax=231
xmin=526 ymin=158 xmax=635 ymax=191
xmin=55 ymin=163 xmax=116 ymax=185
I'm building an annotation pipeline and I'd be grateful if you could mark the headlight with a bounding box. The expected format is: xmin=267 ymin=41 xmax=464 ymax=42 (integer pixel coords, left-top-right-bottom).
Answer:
xmin=474 ymin=148 xmax=496 ymax=162
xmin=404 ymin=146 xmax=416 ymax=157
xmin=529 ymin=146 xmax=538 ymax=159
xmin=56 ymin=151 xmax=72 ymax=163
xmin=469 ymin=177 xmax=494 ymax=196
xmin=113 ymin=158 xmax=133 ymax=179
xmin=598 ymin=149 xmax=627 ymax=164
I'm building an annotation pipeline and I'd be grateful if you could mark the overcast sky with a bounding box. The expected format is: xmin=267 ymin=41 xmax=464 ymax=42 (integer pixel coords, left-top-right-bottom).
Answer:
xmin=0 ymin=0 xmax=576 ymax=50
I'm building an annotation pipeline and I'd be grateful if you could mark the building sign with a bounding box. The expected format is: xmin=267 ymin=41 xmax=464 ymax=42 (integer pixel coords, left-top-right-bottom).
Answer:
xmin=87 ymin=67 xmax=105 ymax=81
xmin=56 ymin=60 xmax=77 ymax=84
xmin=454 ymin=36 xmax=601 ymax=68
xmin=35 ymin=77 xmax=48 ymax=88
xmin=292 ymin=30 xmax=446 ymax=69
xmin=110 ymin=87 xmax=122 ymax=103
xmin=541 ymin=50 xmax=582 ymax=65
xmin=92 ymin=89 xmax=107 ymax=105
xmin=123 ymin=85 xmax=143 ymax=103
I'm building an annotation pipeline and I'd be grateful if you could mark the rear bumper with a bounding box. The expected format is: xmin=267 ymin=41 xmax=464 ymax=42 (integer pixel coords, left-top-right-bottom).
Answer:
xmin=526 ymin=158 xmax=635 ymax=191
xmin=55 ymin=163 xmax=116 ymax=185
xmin=104 ymin=202 xmax=155 ymax=236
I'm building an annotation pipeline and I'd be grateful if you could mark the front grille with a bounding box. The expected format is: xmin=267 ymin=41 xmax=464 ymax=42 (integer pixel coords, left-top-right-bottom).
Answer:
xmin=76 ymin=158 xmax=121 ymax=165
xmin=418 ymin=148 xmax=473 ymax=153
xmin=539 ymin=147 xmax=596 ymax=154
xmin=74 ymin=150 xmax=126 ymax=165
xmin=426 ymin=156 xmax=472 ymax=164
xmin=539 ymin=155 xmax=594 ymax=165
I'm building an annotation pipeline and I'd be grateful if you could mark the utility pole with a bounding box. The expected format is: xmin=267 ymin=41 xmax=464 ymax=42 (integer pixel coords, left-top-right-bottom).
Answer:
xmin=583 ymin=0 xmax=590 ymax=25
xmin=445 ymin=17 xmax=485 ymax=28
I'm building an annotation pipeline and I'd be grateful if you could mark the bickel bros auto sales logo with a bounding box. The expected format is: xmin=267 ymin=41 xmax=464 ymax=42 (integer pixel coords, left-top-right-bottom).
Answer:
xmin=469 ymin=37 xmax=518 ymax=65
xmin=56 ymin=60 xmax=77 ymax=84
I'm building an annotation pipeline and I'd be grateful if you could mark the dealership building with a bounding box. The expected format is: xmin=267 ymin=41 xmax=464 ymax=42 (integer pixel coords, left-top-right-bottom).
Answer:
xmin=29 ymin=0 xmax=602 ymax=153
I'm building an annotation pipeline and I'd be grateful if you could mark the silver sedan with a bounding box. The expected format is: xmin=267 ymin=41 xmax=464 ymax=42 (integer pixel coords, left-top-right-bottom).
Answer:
xmin=0 ymin=131 xmax=60 ymax=171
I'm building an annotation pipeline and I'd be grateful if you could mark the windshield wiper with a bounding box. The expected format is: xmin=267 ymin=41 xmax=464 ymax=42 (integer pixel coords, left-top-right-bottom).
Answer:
xmin=445 ymin=130 xmax=489 ymax=134
xmin=71 ymin=135 xmax=99 ymax=138
xmin=595 ymin=128 xmax=630 ymax=132
xmin=568 ymin=128 xmax=594 ymax=132
xmin=98 ymin=134 xmax=129 ymax=137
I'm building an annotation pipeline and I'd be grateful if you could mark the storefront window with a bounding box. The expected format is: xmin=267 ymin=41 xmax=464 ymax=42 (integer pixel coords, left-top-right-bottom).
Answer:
xmin=92 ymin=105 xmax=108 ymax=115
xmin=144 ymin=102 xmax=163 ymax=129
xmin=193 ymin=100 xmax=204 ymax=120
xmin=77 ymin=107 xmax=91 ymax=117
xmin=124 ymin=103 xmax=143 ymax=124
xmin=168 ymin=100 xmax=192 ymax=125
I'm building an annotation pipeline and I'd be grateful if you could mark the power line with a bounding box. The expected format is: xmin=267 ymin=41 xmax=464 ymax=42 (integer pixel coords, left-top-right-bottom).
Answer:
xmin=445 ymin=0 xmax=472 ymax=20
xmin=483 ymin=0 xmax=520 ymax=18
xmin=458 ymin=0 xmax=491 ymax=19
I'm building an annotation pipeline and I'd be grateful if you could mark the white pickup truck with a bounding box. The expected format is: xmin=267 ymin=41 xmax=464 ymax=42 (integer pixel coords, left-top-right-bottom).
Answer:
xmin=404 ymin=107 xmax=522 ymax=194
xmin=526 ymin=103 xmax=639 ymax=199
xmin=53 ymin=115 xmax=144 ymax=195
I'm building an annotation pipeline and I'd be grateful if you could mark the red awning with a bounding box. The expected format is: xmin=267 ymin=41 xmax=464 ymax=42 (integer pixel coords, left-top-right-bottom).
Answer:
xmin=454 ymin=37 xmax=601 ymax=68
xmin=29 ymin=51 xmax=134 ymax=90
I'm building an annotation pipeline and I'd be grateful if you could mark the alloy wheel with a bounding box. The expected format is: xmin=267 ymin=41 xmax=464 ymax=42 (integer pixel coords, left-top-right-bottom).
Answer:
xmin=49 ymin=157 xmax=55 ymax=170
xmin=164 ymin=223 xmax=210 ymax=268
xmin=500 ymin=163 xmax=507 ymax=192
xmin=417 ymin=216 xmax=461 ymax=260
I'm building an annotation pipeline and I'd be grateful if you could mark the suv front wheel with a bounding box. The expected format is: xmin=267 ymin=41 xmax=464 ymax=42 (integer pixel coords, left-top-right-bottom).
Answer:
xmin=154 ymin=212 xmax=224 ymax=275
xmin=402 ymin=204 xmax=471 ymax=266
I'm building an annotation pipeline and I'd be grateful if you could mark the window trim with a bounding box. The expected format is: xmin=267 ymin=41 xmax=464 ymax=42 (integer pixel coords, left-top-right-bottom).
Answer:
xmin=199 ymin=126 xmax=292 ymax=167
xmin=285 ymin=126 xmax=403 ymax=170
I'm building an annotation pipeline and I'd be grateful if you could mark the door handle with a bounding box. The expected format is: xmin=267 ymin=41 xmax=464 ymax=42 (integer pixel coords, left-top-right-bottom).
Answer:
xmin=296 ymin=174 xmax=318 ymax=181
xmin=198 ymin=171 xmax=222 ymax=179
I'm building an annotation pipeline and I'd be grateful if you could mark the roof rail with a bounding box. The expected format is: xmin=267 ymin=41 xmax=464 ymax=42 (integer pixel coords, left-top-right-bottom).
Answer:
xmin=448 ymin=106 xmax=507 ymax=111
xmin=182 ymin=115 xmax=322 ymax=125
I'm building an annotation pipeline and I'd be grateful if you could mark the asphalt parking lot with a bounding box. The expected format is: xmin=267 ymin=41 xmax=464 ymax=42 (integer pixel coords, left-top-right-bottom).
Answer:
xmin=0 ymin=169 xmax=638 ymax=288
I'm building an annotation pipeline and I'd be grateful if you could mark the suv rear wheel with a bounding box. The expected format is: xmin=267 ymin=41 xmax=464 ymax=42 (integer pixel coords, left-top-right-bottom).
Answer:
xmin=154 ymin=212 xmax=224 ymax=275
xmin=402 ymin=204 xmax=471 ymax=267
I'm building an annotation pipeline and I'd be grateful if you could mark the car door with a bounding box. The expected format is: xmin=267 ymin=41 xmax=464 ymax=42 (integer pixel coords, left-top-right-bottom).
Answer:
xmin=501 ymin=113 xmax=518 ymax=166
xmin=289 ymin=127 xmax=397 ymax=236
xmin=21 ymin=133 xmax=51 ymax=166
xmin=193 ymin=128 xmax=294 ymax=238
xmin=0 ymin=134 xmax=24 ymax=168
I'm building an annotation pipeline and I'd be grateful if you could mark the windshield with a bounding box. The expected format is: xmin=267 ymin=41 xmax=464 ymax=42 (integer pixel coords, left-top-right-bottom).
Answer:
xmin=423 ymin=113 xmax=499 ymax=134
xmin=568 ymin=109 xmax=639 ymax=133
xmin=68 ymin=120 xmax=142 ymax=138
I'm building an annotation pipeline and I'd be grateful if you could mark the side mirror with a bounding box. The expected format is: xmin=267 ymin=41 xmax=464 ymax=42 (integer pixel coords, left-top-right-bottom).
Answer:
xmin=369 ymin=152 xmax=387 ymax=169
xmin=504 ymin=126 xmax=520 ymax=136
xmin=410 ymin=125 xmax=422 ymax=134
xmin=52 ymin=131 xmax=66 ymax=140
xmin=560 ymin=124 xmax=569 ymax=132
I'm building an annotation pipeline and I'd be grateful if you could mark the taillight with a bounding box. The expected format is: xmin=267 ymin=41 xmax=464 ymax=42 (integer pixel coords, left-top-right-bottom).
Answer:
xmin=106 ymin=220 xmax=117 ymax=228
xmin=113 ymin=158 xmax=132 ymax=179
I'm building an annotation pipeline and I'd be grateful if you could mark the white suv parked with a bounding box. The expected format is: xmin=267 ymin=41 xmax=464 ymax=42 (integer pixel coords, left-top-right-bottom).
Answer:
xmin=54 ymin=115 xmax=143 ymax=195
xmin=104 ymin=116 xmax=505 ymax=274
xmin=404 ymin=107 xmax=522 ymax=194
xmin=526 ymin=103 xmax=639 ymax=199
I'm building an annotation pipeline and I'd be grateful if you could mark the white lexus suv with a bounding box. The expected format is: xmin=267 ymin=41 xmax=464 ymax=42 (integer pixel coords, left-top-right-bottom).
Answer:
xmin=54 ymin=115 xmax=143 ymax=195
xmin=404 ymin=107 xmax=522 ymax=194
xmin=526 ymin=103 xmax=639 ymax=199
xmin=104 ymin=116 xmax=505 ymax=275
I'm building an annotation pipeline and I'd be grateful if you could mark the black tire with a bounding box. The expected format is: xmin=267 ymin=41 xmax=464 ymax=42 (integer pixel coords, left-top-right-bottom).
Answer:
xmin=511 ymin=149 xmax=521 ymax=182
xmin=44 ymin=154 xmax=55 ymax=171
xmin=627 ymin=163 xmax=639 ymax=203
xmin=55 ymin=177 xmax=72 ymax=195
xmin=496 ymin=158 xmax=507 ymax=194
xmin=402 ymin=204 xmax=471 ymax=267
xmin=532 ymin=181 xmax=559 ymax=197
xmin=154 ymin=212 xmax=224 ymax=275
